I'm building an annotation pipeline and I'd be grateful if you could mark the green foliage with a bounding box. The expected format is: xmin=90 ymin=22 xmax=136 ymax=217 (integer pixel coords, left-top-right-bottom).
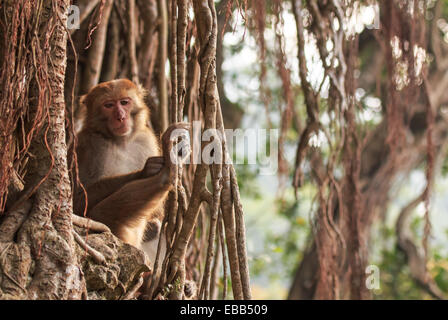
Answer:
xmin=371 ymin=219 xmax=448 ymax=300
xmin=234 ymin=162 xmax=262 ymax=199
xmin=441 ymin=156 xmax=448 ymax=177
xmin=240 ymin=177 xmax=313 ymax=298
xmin=219 ymin=0 xmax=448 ymax=300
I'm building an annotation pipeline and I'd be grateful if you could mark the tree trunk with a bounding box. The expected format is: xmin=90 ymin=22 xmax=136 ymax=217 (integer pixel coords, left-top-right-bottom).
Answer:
xmin=0 ymin=0 xmax=147 ymax=300
xmin=0 ymin=0 xmax=83 ymax=299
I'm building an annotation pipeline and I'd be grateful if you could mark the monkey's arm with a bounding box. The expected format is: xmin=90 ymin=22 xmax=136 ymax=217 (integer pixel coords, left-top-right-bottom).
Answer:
xmin=73 ymin=171 xmax=141 ymax=215
xmin=73 ymin=157 xmax=165 ymax=216
xmin=87 ymin=168 xmax=172 ymax=245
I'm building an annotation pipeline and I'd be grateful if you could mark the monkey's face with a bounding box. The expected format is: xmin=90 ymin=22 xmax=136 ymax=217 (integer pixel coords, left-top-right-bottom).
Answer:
xmin=101 ymin=97 xmax=134 ymax=137
xmin=82 ymin=79 xmax=149 ymax=139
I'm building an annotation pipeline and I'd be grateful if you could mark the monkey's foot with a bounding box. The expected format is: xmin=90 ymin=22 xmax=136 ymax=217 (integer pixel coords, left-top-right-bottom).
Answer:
xmin=72 ymin=214 xmax=111 ymax=233
xmin=73 ymin=231 xmax=107 ymax=265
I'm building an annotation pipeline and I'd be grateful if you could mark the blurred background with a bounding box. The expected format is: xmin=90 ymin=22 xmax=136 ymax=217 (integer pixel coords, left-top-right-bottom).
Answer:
xmin=216 ymin=0 xmax=448 ymax=299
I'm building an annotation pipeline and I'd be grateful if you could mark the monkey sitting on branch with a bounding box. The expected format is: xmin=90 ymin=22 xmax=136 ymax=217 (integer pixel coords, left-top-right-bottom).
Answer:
xmin=73 ymin=79 xmax=189 ymax=269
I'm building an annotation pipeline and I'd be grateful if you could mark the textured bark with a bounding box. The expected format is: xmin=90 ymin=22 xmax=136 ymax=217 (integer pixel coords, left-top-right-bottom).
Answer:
xmin=176 ymin=0 xmax=188 ymax=121
xmin=287 ymin=0 xmax=445 ymax=300
xmin=126 ymin=0 xmax=139 ymax=83
xmin=137 ymin=0 xmax=158 ymax=87
xmin=216 ymin=1 xmax=243 ymax=129
xmin=74 ymin=227 xmax=149 ymax=300
xmin=81 ymin=0 xmax=114 ymax=94
xmin=0 ymin=0 xmax=148 ymax=300
xmin=0 ymin=0 xmax=83 ymax=299
xmin=72 ymin=0 xmax=102 ymax=35
xmin=157 ymin=0 xmax=169 ymax=132
xmin=288 ymin=113 xmax=448 ymax=300
xmin=101 ymin=9 xmax=121 ymax=82
xmin=0 ymin=0 xmax=250 ymax=301
xmin=146 ymin=0 xmax=251 ymax=301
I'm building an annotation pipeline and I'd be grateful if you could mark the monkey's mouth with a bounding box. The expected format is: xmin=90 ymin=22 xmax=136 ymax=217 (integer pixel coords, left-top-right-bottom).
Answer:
xmin=110 ymin=123 xmax=131 ymax=136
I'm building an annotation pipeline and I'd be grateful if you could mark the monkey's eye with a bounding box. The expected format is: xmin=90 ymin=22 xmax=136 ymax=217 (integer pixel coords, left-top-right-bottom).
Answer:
xmin=104 ymin=103 xmax=114 ymax=109
xmin=120 ymin=99 xmax=129 ymax=106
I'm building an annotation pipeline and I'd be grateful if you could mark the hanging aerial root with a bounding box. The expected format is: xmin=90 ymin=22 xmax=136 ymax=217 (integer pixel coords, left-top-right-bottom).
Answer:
xmin=72 ymin=214 xmax=111 ymax=233
xmin=73 ymin=231 xmax=106 ymax=265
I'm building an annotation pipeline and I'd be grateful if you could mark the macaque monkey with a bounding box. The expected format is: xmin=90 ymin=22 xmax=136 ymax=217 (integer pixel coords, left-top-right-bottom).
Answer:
xmin=73 ymin=79 xmax=188 ymax=264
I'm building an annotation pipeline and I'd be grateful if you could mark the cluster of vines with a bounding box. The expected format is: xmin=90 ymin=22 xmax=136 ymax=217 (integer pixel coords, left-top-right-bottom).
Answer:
xmin=65 ymin=0 xmax=251 ymax=300
xmin=0 ymin=0 xmax=54 ymax=212
xmin=231 ymin=0 xmax=446 ymax=299
xmin=0 ymin=0 xmax=252 ymax=300
xmin=0 ymin=0 xmax=89 ymax=299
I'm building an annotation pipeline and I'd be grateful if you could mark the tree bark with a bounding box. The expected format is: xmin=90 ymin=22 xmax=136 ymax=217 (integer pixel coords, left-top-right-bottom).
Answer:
xmin=0 ymin=0 xmax=83 ymax=299
xmin=81 ymin=0 xmax=114 ymax=94
xmin=157 ymin=0 xmax=169 ymax=132
xmin=0 ymin=0 xmax=148 ymax=300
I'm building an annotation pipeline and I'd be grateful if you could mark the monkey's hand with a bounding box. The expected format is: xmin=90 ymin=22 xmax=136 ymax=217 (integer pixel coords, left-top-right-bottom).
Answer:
xmin=141 ymin=156 xmax=164 ymax=178
xmin=161 ymin=122 xmax=191 ymax=167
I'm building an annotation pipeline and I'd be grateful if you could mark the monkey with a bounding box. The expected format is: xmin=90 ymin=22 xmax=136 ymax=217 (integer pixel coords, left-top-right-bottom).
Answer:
xmin=73 ymin=78 xmax=188 ymax=262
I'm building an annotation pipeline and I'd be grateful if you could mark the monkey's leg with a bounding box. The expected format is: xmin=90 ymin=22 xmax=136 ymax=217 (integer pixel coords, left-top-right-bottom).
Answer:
xmin=74 ymin=171 xmax=143 ymax=215
xmin=87 ymin=170 xmax=172 ymax=247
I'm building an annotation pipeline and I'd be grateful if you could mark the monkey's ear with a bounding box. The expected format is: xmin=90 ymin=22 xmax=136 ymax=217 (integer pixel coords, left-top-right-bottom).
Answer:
xmin=136 ymin=83 xmax=149 ymax=100
xmin=79 ymin=94 xmax=88 ymax=107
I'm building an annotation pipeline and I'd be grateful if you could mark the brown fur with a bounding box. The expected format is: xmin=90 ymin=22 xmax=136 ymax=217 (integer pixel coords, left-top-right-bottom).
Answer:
xmin=74 ymin=79 xmax=178 ymax=249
